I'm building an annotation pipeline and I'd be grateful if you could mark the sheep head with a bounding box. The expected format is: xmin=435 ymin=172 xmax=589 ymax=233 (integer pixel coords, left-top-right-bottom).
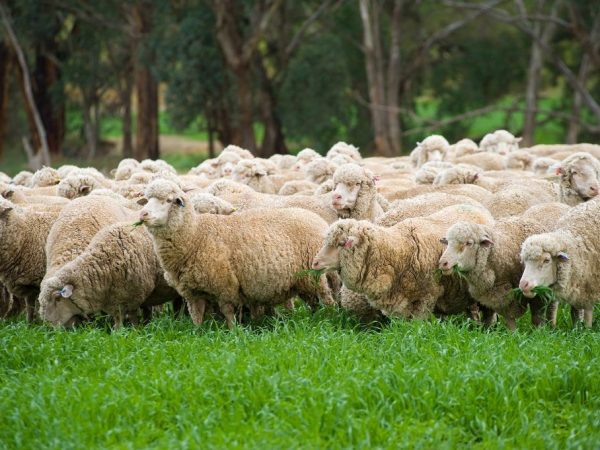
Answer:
xmin=331 ymin=163 xmax=376 ymax=215
xmin=139 ymin=179 xmax=188 ymax=230
xmin=519 ymin=233 xmax=570 ymax=298
xmin=556 ymin=152 xmax=600 ymax=201
xmin=39 ymin=277 xmax=84 ymax=328
xmin=439 ymin=222 xmax=493 ymax=275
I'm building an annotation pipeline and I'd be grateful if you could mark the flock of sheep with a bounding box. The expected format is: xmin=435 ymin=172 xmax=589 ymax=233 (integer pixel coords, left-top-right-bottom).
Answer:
xmin=1 ymin=129 xmax=599 ymax=330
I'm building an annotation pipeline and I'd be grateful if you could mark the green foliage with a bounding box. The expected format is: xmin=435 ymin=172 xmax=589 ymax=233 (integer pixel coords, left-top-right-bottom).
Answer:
xmin=1 ymin=307 xmax=600 ymax=448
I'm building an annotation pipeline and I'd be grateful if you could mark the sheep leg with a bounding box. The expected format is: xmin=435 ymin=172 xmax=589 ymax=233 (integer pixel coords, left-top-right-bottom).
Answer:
xmin=570 ymin=307 xmax=584 ymax=327
xmin=481 ymin=306 xmax=497 ymax=328
xmin=546 ymin=301 xmax=558 ymax=328
xmin=24 ymin=296 xmax=36 ymax=323
xmin=141 ymin=306 xmax=153 ymax=324
xmin=249 ymin=305 xmax=265 ymax=320
xmin=583 ymin=307 xmax=593 ymax=328
xmin=504 ymin=316 xmax=517 ymax=331
xmin=186 ymin=298 xmax=207 ymax=326
xmin=219 ymin=302 xmax=237 ymax=329
xmin=528 ymin=297 xmax=545 ymax=327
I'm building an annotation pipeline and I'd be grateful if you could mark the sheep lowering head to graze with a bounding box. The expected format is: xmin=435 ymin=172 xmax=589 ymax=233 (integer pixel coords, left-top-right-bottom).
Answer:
xmin=411 ymin=135 xmax=449 ymax=168
xmin=555 ymin=152 xmax=600 ymax=206
xmin=112 ymin=158 xmax=140 ymax=180
xmin=505 ymin=150 xmax=534 ymax=171
xmin=331 ymin=163 xmax=385 ymax=221
xmin=414 ymin=161 xmax=454 ymax=184
xmin=12 ymin=170 xmax=33 ymax=186
xmin=439 ymin=218 xmax=549 ymax=330
xmin=304 ymin=158 xmax=337 ymax=184
xmin=433 ymin=165 xmax=480 ymax=185
xmin=139 ymin=179 xmax=334 ymax=328
xmin=31 ymin=167 xmax=60 ymax=187
xmin=327 ymin=142 xmax=361 ymax=162
xmin=450 ymin=138 xmax=479 ymax=159
xmin=189 ymin=193 xmax=236 ymax=215
xmin=221 ymin=144 xmax=254 ymax=160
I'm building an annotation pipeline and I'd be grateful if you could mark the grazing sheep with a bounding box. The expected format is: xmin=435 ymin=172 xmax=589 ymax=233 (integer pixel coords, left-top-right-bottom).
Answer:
xmin=505 ymin=150 xmax=534 ymax=171
xmin=31 ymin=167 xmax=60 ymax=187
xmin=189 ymin=193 xmax=236 ymax=215
xmin=331 ymin=163 xmax=387 ymax=221
xmin=39 ymin=223 xmax=178 ymax=328
xmin=439 ymin=217 xmax=550 ymax=330
xmin=312 ymin=217 xmax=483 ymax=320
xmin=519 ymin=200 xmax=600 ymax=328
xmin=555 ymin=152 xmax=600 ymax=206
xmin=12 ymin=171 xmax=34 ymax=186
xmin=278 ymin=180 xmax=317 ymax=196
xmin=139 ymin=180 xmax=334 ymax=328
xmin=327 ymin=142 xmax=361 ymax=162
xmin=414 ymin=161 xmax=454 ymax=184
xmin=304 ymin=158 xmax=337 ymax=184
xmin=410 ymin=135 xmax=449 ymax=168
xmin=0 ymin=198 xmax=61 ymax=321
xmin=532 ymin=157 xmax=559 ymax=175
xmin=209 ymin=180 xmax=338 ymax=224
xmin=221 ymin=144 xmax=254 ymax=160
xmin=450 ymin=138 xmax=479 ymax=159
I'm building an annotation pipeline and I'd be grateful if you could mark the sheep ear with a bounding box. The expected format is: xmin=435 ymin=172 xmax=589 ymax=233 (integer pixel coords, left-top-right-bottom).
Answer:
xmin=372 ymin=175 xmax=380 ymax=185
xmin=343 ymin=236 xmax=359 ymax=248
xmin=480 ymin=238 xmax=494 ymax=247
xmin=439 ymin=237 xmax=448 ymax=245
xmin=175 ymin=197 xmax=185 ymax=208
xmin=60 ymin=284 xmax=73 ymax=298
xmin=556 ymin=252 xmax=569 ymax=262
xmin=136 ymin=197 xmax=148 ymax=206
xmin=472 ymin=173 xmax=479 ymax=182
xmin=109 ymin=169 xmax=117 ymax=177
xmin=0 ymin=205 xmax=13 ymax=218
xmin=2 ymin=188 xmax=15 ymax=199
xmin=79 ymin=185 xmax=91 ymax=195
xmin=515 ymin=137 xmax=523 ymax=143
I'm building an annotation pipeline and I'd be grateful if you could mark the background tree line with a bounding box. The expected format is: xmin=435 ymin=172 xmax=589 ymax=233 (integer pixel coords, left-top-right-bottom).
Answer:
xmin=0 ymin=0 xmax=598 ymax=169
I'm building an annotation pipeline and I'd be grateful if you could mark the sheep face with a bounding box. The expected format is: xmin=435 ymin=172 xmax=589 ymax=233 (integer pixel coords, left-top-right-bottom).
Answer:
xmin=558 ymin=156 xmax=600 ymax=200
xmin=439 ymin=223 xmax=492 ymax=274
xmin=39 ymin=279 xmax=83 ymax=328
xmin=332 ymin=180 xmax=361 ymax=211
xmin=58 ymin=175 xmax=97 ymax=199
xmin=312 ymin=244 xmax=341 ymax=271
xmin=217 ymin=153 xmax=242 ymax=177
xmin=331 ymin=164 xmax=375 ymax=213
xmin=233 ymin=160 xmax=265 ymax=184
xmin=519 ymin=236 xmax=568 ymax=298
xmin=139 ymin=195 xmax=184 ymax=228
xmin=314 ymin=220 xmax=362 ymax=270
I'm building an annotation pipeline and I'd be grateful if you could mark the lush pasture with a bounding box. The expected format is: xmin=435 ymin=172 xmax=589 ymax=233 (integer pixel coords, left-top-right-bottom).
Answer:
xmin=1 ymin=306 xmax=599 ymax=449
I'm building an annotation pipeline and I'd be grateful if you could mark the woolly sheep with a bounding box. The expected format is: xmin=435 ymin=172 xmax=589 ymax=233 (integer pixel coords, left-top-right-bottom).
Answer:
xmin=0 ymin=198 xmax=61 ymax=322
xmin=113 ymin=159 xmax=140 ymax=181
xmin=221 ymin=144 xmax=254 ymax=160
xmin=31 ymin=167 xmax=60 ymax=187
xmin=215 ymin=151 xmax=243 ymax=177
xmin=56 ymin=165 xmax=80 ymax=179
xmin=450 ymin=138 xmax=479 ymax=159
xmin=439 ymin=216 xmax=549 ymax=330
xmin=555 ymin=152 xmax=600 ymax=206
xmin=331 ymin=163 xmax=386 ymax=221
xmin=272 ymin=154 xmax=296 ymax=170
xmin=303 ymin=158 xmax=337 ymax=184
xmin=483 ymin=186 xmax=557 ymax=219
xmin=292 ymin=148 xmax=321 ymax=171
xmin=389 ymin=184 xmax=493 ymax=205
xmin=0 ymin=172 xmax=10 ymax=183
xmin=278 ymin=180 xmax=317 ymax=196
xmin=39 ymin=222 xmax=178 ymax=328
xmin=12 ymin=171 xmax=33 ymax=186
xmin=532 ymin=157 xmax=559 ymax=175
xmin=190 ymin=160 xmax=219 ymax=179
xmin=519 ymin=200 xmax=600 ymax=328
xmin=411 ymin=135 xmax=449 ymax=168
xmin=189 ymin=193 xmax=236 ymax=215
xmin=312 ymin=216 xmax=484 ymax=319
xmin=504 ymin=150 xmax=534 ymax=171
xmin=327 ymin=142 xmax=361 ymax=162
xmin=57 ymin=173 xmax=113 ymax=199
xmin=480 ymin=129 xmax=521 ymax=155
xmin=414 ymin=161 xmax=454 ymax=184
xmin=233 ymin=159 xmax=281 ymax=194
xmin=139 ymin=179 xmax=334 ymax=328
xmin=140 ymin=159 xmax=177 ymax=175
xmin=520 ymin=202 xmax=570 ymax=231
xmin=455 ymin=152 xmax=506 ymax=171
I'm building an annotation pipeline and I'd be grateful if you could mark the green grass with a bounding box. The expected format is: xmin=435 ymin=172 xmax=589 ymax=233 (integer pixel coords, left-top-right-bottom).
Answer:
xmin=1 ymin=306 xmax=599 ymax=449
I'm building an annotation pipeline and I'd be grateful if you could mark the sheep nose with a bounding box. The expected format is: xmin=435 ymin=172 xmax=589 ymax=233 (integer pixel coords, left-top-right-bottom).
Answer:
xmin=440 ymin=260 xmax=449 ymax=269
xmin=139 ymin=211 xmax=149 ymax=221
xmin=312 ymin=260 xmax=322 ymax=269
xmin=333 ymin=193 xmax=342 ymax=201
xmin=590 ymin=185 xmax=599 ymax=195
xmin=519 ymin=279 xmax=530 ymax=291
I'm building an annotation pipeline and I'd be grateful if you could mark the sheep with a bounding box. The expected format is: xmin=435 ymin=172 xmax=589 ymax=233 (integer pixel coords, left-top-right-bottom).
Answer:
xmin=519 ymin=200 xmax=600 ymax=328
xmin=140 ymin=159 xmax=177 ymax=175
xmin=520 ymin=202 xmax=570 ymax=231
xmin=532 ymin=157 xmax=559 ymax=175
xmin=454 ymin=152 xmax=506 ymax=171
xmin=479 ymin=129 xmax=521 ymax=155
xmin=327 ymin=142 xmax=361 ymax=162
xmin=0 ymin=182 xmax=69 ymax=206
xmin=271 ymin=154 xmax=296 ymax=170
xmin=312 ymin=216 xmax=485 ymax=320
xmin=331 ymin=163 xmax=387 ymax=221
xmin=555 ymin=152 xmax=600 ymax=206
xmin=209 ymin=180 xmax=338 ymax=223
xmin=12 ymin=170 xmax=33 ymax=186
xmin=30 ymin=167 xmax=60 ymax=187
xmin=450 ymin=138 xmax=479 ymax=159
xmin=232 ymin=159 xmax=283 ymax=194
xmin=484 ymin=186 xmax=557 ymax=219
xmin=410 ymin=135 xmax=449 ymax=168
xmin=190 ymin=159 xmax=219 ymax=179
xmin=139 ymin=179 xmax=334 ymax=328
xmin=504 ymin=150 xmax=534 ymax=171
xmin=303 ymin=158 xmax=337 ymax=184
xmin=414 ymin=161 xmax=454 ymax=184
xmin=433 ymin=166 xmax=480 ymax=186
xmin=39 ymin=222 xmax=178 ymax=328
xmin=0 ymin=198 xmax=61 ymax=322
xmin=339 ymin=286 xmax=385 ymax=323
xmin=112 ymin=159 xmax=141 ymax=181
xmin=189 ymin=193 xmax=236 ymax=215
xmin=388 ymin=183 xmax=493 ymax=205
xmin=56 ymin=165 xmax=80 ymax=179
xmin=278 ymin=180 xmax=317 ymax=196
xmin=315 ymin=179 xmax=335 ymax=195
xmin=221 ymin=144 xmax=254 ymax=160
xmin=44 ymin=195 xmax=135 ymax=278
xmin=438 ymin=217 xmax=552 ymax=330
xmin=377 ymin=193 xmax=486 ymax=227
xmin=57 ymin=173 xmax=113 ymax=199
xmin=215 ymin=151 xmax=242 ymax=177
xmin=292 ymin=148 xmax=321 ymax=171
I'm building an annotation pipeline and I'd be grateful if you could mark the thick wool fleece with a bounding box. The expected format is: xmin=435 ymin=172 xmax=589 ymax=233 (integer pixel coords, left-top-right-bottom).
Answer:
xmin=446 ymin=218 xmax=547 ymax=325
xmin=455 ymin=152 xmax=506 ymax=171
xmin=0 ymin=199 xmax=61 ymax=321
xmin=31 ymin=167 xmax=61 ymax=187
xmin=558 ymin=152 xmax=600 ymax=206
xmin=388 ymin=184 xmax=493 ymax=205
xmin=39 ymin=223 xmax=177 ymax=326
xmin=328 ymin=218 xmax=475 ymax=319
xmin=143 ymin=180 xmax=334 ymax=326
xmin=412 ymin=135 xmax=449 ymax=168
xmin=522 ymin=200 xmax=600 ymax=311
xmin=333 ymin=164 xmax=384 ymax=221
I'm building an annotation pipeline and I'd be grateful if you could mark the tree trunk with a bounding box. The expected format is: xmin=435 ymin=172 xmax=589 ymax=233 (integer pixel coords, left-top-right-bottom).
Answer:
xmin=385 ymin=0 xmax=403 ymax=154
xmin=82 ymin=93 xmax=98 ymax=159
xmin=566 ymin=54 xmax=591 ymax=144
xmin=132 ymin=1 xmax=159 ymax=160
xmin=234 ymin=67 xmax=256 ymax=151
xmin=256 ymin=56 xmax=287 ymax=157
xmin=122 ymin=70 xmax=134 ymax=158
xmin=0 ymin=43 xmax=12 ymax=160
xmin=33 ymin=50 xmax=64 ymax=156
xmin=359 ymin=0 xmax=393 ymax=156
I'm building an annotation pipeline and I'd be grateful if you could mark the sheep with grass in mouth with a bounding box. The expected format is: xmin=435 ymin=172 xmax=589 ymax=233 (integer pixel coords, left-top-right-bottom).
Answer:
xmin=438 ymin=216 xmax=553 ymax=330
xmin=139 ymin=179 xmax=334 ymax=328
xmin=555 ymin=152 xmax=600 ymax=206
xmin=519 ymin=200 xmax=600 ymax=328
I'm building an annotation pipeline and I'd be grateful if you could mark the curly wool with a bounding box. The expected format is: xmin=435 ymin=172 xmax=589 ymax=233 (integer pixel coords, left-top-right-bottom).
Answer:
xmin=304 ymin=159 xmax=337 ymax=184
xmin=557 ymin=152 xmax=600 ymax=206
xmin=31 ymin=167 xmax=61 ymax=187
xmin=189 ymin=193 xmax=236 ymax=215
xmin=327 ymin=142 xmax=361 ymax=162
xmin=433 ymin=166 xmax=480 ymax=185
xmin=278 ymin=180 xmax=317 ymax=196
xmin=12 ymin=171 xmax=34 ymax=187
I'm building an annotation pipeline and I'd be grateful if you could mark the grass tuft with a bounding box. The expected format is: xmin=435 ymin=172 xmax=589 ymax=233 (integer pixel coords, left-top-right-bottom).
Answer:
xmin=295 ymin=268 xmax=327 ymax=285
xmin=132 ymin=220 xmax=144 ymax=227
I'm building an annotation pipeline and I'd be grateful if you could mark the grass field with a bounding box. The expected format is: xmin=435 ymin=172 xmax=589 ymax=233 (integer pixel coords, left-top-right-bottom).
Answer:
xmin=1 ymin=306 xmax=599 ymax=449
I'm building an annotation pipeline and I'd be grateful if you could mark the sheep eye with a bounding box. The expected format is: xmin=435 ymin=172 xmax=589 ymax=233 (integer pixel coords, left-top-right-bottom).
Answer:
xmin=465 ymin=241 xmax=473 ymax=247
xmin=543 ymin=258 xmax=550 ymax=264
xmin=166 ymin=199 xmax=172 ymax=203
